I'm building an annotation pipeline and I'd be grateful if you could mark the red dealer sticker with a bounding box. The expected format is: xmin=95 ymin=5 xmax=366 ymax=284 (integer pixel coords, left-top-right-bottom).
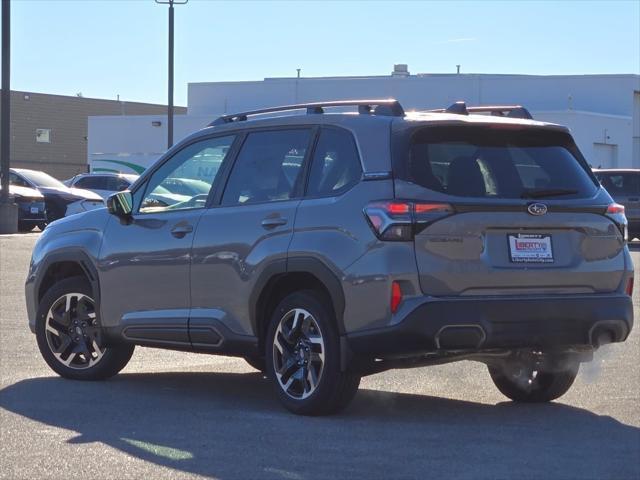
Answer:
xmin=508 ymin=234 xmax=554 ymax=263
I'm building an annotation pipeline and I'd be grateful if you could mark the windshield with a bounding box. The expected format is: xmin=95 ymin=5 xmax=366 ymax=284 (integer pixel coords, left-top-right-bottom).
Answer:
xmin=14 ymin=169 xmax=66 ymax=189
xmin=400 ymin=126 xmax=599 ymax=199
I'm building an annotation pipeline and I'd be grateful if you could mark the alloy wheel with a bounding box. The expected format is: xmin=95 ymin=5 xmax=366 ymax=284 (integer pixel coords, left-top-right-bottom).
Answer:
xmin=45 ymin=293 xmax=105 ymax=369
xmin=272 ymin=308 xmax=325 ymax=400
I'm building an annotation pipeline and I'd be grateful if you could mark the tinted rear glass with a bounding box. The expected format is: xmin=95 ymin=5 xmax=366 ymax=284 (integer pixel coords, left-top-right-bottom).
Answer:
xmin=400 ymin=126 xmax=598 ymax=199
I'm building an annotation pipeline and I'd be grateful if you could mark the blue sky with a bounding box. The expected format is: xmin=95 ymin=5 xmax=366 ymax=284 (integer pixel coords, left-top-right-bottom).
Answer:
xmin=10 ymin=0 xmax=640 ymax=106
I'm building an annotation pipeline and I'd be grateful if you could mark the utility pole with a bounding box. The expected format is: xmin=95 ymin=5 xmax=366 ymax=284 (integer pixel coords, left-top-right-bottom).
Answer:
xmin=155 ymin=0 xmax=187 ymax=150
xmin=0 ymin=0 xmax=17 ymax=234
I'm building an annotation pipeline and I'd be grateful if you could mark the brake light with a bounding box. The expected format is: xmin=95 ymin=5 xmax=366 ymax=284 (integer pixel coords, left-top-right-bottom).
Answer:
xmin=364 ymin=201 xmax=453 ymax=241
xmin=391 ymin=281 xmax=402 ymax=313
xmin=607 ymin=203 xmax=625 ymax=214
xmin=626 ymin=277 xmax=634 ymax=296
xmin=387 ymin=202 xmax=410 ymax=214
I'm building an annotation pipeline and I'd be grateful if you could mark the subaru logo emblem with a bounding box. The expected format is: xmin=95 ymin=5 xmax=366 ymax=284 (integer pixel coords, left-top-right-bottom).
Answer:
xmin=527 ymin=203 xmax=548 ymax=216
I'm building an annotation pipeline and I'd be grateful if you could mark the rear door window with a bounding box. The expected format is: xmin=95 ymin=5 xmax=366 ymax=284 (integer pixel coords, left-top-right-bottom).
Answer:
xmin=221 ymin=129 xmax=311 ymax=206
xmin=402 ymin=126 xmax=598 ymax=199
xmin=307 ymin=128 xmax=361 ymax=196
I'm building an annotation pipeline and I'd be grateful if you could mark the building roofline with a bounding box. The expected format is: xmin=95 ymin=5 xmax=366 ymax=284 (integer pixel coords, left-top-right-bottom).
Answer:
xmin=4 ymin=89 xmax=187 ymax=109
xmin=188 ymin=72 xmax=640 ymax=87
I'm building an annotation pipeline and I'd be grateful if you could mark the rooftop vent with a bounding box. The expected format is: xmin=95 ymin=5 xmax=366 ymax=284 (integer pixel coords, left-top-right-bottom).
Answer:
xmin=392 ymin=64 xmax=410 ymax=77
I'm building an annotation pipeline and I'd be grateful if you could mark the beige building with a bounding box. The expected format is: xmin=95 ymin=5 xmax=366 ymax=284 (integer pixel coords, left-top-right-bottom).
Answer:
xmin=0 ymin=90 xmax=185 ymax=179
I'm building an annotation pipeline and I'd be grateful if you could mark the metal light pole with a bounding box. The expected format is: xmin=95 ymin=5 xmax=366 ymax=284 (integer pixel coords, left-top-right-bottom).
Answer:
xmin=0 ymin=0 xmax=17 ymax=234
xmin=155 ymin=0 xmax=187 ymax=150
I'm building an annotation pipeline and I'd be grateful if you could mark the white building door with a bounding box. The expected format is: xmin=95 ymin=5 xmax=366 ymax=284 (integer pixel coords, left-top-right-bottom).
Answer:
xmin=593 ymin=143 xmax=618 ymax=169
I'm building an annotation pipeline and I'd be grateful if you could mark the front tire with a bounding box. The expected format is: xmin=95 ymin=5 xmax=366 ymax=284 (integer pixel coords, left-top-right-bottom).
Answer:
xmin=266 ymin=290 xmax=360 ymax=415
xmin=488 ymin=361 xmax=579 ymax=403
xmin=36 ymin=276 xmax=134 ymax=380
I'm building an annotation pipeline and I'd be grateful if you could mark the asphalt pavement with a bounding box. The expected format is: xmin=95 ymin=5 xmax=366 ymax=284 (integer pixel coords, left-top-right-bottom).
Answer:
xmin=1 ymin=234 xmax=638 ymax=480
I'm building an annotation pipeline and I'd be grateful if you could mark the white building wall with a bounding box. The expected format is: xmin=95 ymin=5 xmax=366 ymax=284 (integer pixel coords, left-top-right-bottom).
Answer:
xmin=88 ymin=114 xmax=211 ymax=174
xmin=188 ymin=74 xmax=639 ymax=117
xmin=90 ymin=73 xmax=640 ymax=173
xmin=534 ymin=111 xmax=633 ymax=168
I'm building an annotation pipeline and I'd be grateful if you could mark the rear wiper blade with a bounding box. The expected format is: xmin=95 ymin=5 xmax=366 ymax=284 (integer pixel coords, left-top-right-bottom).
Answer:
xmin=520 ymin=188 xmax=578 ymax=199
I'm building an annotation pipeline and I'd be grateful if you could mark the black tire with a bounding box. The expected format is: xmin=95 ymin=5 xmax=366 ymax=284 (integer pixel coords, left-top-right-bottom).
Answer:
xmin=488 ymin=362 xmax=579 ymax=403
xmin=18 ymin=222 xmax=36 ymax=232
xmin=243 ymin=356 xmax=266 ymax=372
xmin=36 ymin=276 xmax=134 ymax=380
xmin=266 ymin=290 xmax=360 ymax=416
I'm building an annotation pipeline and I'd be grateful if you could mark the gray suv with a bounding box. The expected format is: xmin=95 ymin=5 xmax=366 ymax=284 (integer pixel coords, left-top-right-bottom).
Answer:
xmin=26 ymin=100 xmax=634 ymax=415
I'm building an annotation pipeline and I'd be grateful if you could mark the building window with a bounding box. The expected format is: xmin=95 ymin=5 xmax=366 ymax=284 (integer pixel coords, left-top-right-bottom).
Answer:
xmin=36 ymin=128 xmax=51 ymax=143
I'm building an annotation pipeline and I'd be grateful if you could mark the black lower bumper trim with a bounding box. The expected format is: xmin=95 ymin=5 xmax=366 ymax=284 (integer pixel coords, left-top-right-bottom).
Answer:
xmin=347 ymin=294 xmax=633 ymax=357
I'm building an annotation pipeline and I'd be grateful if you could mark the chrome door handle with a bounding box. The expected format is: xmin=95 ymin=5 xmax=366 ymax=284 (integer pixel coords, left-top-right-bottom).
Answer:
xmin=261 ymin=217 xmax=287 ymax=229
xmin=171 ymin=224 xmax=193 ymax=238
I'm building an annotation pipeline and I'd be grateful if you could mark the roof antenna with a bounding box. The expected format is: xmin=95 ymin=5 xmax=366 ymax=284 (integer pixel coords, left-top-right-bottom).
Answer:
xmin=456 ymin=65 xmax=461 ymax=74
xmin=296 ymin=68 xmax=301 ymax=79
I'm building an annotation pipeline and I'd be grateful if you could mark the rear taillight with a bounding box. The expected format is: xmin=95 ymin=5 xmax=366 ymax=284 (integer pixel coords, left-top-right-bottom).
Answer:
xmin=605 ymin=203 xmax=628 ymax=240
xmin=364 ymin=201 xmax=453 ymax=241
xmin=625 ymin=277 xmax=634 ymax=296
xmin=391 ymin=281 xmax=402 ymax=313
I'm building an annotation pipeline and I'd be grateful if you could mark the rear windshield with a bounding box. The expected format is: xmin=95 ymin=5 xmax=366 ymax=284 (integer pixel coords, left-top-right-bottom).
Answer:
xmin=399 ymin=126 xmax=598 ymax=199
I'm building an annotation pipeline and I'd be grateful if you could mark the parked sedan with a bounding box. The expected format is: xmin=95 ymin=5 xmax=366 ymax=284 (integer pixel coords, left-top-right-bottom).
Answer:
xmin=64 ymin=173 xmax=138 ymax=200
xmin=0 ymin=184 xmax=47 ymax=231
xmin=9 ymin=168 xmax=104 ymax=223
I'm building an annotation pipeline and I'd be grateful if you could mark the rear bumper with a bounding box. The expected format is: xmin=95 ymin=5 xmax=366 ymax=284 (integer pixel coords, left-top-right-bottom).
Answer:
xmin=347 ymin=294 xmax=633 ymax=357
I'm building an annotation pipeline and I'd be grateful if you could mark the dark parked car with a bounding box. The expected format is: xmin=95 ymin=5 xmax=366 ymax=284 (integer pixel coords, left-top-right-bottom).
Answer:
xmin=26 ymin=100 xmax=633 ymax=415
xmin=10 ymin=168 xmax=104 ymax=223
xmin=0 ymin=184 xmax=46 ymax=231
xmin=593 ymin=169 xmax=640 ymax=240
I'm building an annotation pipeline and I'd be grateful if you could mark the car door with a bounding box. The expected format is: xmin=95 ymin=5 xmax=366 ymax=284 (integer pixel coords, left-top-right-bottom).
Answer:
xmin=190 ymin=127 xmax=314 ymax=348
xmin=98 ymin=134 xmax=238 ymax=348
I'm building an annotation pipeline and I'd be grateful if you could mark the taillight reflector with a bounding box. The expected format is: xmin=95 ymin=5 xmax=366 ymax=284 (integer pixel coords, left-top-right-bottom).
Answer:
xmin=391 ymin=281 xmax=402 ymax=313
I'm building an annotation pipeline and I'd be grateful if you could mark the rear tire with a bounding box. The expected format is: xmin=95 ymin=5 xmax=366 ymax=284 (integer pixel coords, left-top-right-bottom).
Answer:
xmin=36 ymin=276 xmax=134 ymax=380
xmin=488 ymin=361 xmax=579 ymax=403
xmin=266 ymin=290 xmax=360 ymax=415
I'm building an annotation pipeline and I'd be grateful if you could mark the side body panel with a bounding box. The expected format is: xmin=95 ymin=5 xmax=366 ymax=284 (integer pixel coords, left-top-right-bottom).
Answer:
xmin=97 ymin=210 xmax=204 ymax=329
xmin=289 ymin=179 xmax=421 ymax=334
xmin=190 ymin=200 xmax=300 ymax=337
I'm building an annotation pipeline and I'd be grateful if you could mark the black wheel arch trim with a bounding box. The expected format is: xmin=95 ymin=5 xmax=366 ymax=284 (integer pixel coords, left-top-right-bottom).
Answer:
xmin=287 ymin=257 xmax=346 ymax=334
xmin=35 ymin=249 xmax=101 ymax=310
xmin=250 ymin=256 xmax=346 ymax=337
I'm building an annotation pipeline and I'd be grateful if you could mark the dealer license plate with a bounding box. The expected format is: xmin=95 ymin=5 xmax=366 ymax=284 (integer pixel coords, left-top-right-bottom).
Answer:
xmin=508 ymin=234 xmax=553 ymax=263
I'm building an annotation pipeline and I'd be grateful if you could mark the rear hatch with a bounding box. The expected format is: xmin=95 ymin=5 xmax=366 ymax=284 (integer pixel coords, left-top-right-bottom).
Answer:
xmin=392 ymin=123 xmax=626 ymax=296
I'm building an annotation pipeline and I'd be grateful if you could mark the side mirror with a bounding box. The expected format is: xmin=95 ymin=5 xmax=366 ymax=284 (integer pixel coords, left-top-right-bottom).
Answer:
xmin=107 ymin=190 xmax=133 ymax=217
